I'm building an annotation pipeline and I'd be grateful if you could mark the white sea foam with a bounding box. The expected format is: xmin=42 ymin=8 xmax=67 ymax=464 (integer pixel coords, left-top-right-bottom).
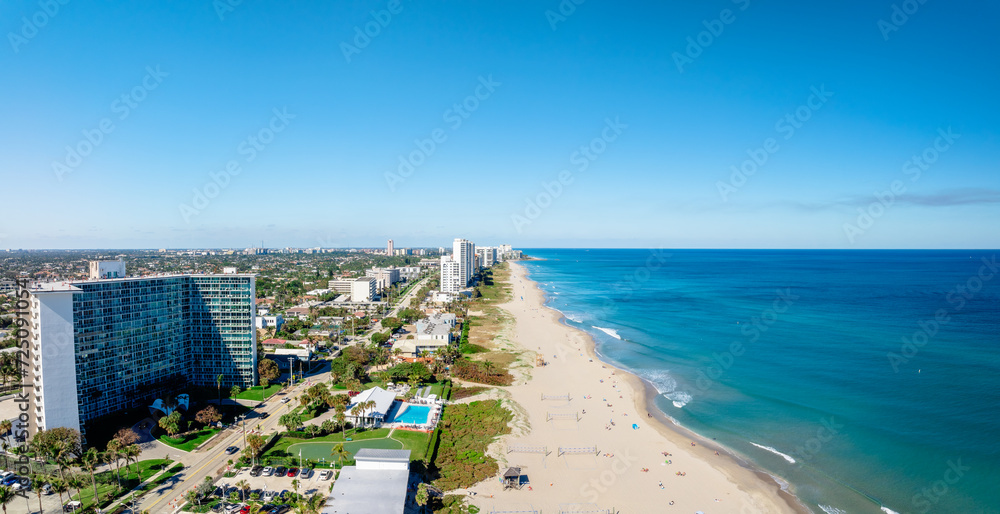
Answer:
xmin=565 ymin=314 xmax=583 ymax=323
xmin=880 ymin=507 xmax=901 ymax=514
xmin=750 ymin=442 xmax=797 ymax=464
xmin=591 ymin=326 xmax=621 ymax=340
xmin=819 ymin=505 xmax=846 ymax=514
xmin=639 ymin=369 xmax=693 ymax=408
xmin=666 ymin=391 xmax=692 ymax=408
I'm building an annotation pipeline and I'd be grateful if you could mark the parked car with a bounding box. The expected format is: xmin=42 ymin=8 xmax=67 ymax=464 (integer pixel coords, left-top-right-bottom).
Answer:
xmin=286 ymin=467 xmax=298 ymax=477
xmin=225 ymin=446 xmax=239 ymax=455
xmin=12 ymin=478 xmax=30 ymax=491
xmin=319 ymin=470 xmax=333 ymax=481
xmin=262 ymin=490 xmax=277 ymax=502
xmin=298 ymin=467 xmax=312 ymax=479
xmin=273 ymin=466 xmax=286 ymax=476
xmin=0 ymin=471 xmax=14 ymax=481
xmin=1 ymin=475 xmax=20 ymax=486
xmin=250 ymin=466 xmax=263 ymax=477
xmin=41 ymin=483 xmax=53 ymax=495
xmin=63 ymin=501 xmax=83 ymax=512
xmin=261 ymin=466 xmax=274 ymax=477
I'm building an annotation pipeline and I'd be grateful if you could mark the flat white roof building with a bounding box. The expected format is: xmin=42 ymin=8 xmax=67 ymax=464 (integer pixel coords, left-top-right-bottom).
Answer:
xmin=322 ymin=449 xmax=410 ymax=514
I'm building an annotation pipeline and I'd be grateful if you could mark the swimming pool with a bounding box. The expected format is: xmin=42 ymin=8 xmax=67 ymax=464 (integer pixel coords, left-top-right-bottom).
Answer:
xmin=388 ymin=404 xmax=431 ymax=424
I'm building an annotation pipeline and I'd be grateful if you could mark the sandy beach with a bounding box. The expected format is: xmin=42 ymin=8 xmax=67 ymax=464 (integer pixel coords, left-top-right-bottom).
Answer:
xmin=466 ymin=262 xmax=805 ymax=514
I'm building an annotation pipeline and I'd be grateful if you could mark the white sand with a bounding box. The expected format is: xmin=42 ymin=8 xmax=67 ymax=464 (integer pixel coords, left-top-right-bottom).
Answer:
xmin=465 ymin=262 xmax=803 ymax=513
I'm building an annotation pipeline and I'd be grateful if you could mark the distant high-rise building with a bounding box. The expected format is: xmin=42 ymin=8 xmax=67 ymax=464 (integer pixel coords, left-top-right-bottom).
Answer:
xmin=452 ymin=238 xmax=475 ymax=287
xmin=23 ymin=264 xmax=256 ymax=441
xmin=387 ymin=239 xmax=394 ymax=256
xmin=476 ymin=247 xmax=496 ymax=268
xmin=440 ymin=257 xmax=461 ymax=293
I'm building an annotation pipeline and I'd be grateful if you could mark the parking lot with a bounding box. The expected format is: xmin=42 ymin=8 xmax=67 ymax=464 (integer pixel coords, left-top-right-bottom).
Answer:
xmin=214 ymin=465 xmax=333 ymax=502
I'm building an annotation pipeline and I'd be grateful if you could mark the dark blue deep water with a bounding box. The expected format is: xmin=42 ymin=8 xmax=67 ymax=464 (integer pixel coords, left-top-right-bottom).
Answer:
xmin=520 ymin=249 xmax=1000 ymax=514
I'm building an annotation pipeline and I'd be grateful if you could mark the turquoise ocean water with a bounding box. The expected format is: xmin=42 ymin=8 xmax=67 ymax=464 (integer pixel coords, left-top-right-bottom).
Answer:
xmin=520 ymin=249 xmax=999 ymax=514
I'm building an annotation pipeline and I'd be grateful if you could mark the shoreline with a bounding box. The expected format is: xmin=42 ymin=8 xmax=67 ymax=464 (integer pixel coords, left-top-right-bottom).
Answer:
xmin=466 ymin=261 xmax=808 ymax=513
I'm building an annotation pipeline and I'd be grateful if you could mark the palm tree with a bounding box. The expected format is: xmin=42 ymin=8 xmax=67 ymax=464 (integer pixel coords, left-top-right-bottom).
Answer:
xmin=415 ymin=483 xmax=429 ymax=511
xmin=185 ymin=489 xmax=199 ymax=508
xmin=0 ymin=485 xmax=14 ymax=514
xmin=231 ymin=385 xmax=241 ymax=401
xmin=482 ymin=361 xmax=495 ymax=379
xmin=236 ymin=479 xmax=250 ymax=502
xmin=81 ymin=448 xmax=102 ymax=510
xmin=50 ymin=476 xmax=69 ymax=511
xmin=334 ymin=405 xmax=347 ymax=439
xmin=259 ymin=376 xmax=269 ymax=402
xmin=331 ymin=443 xmax=349 ymax=469
xmin=105 ymin=441 xmax=122 ymax=486
xmin=217 ymin=373 xmax=225 ymax=407
xmin=29 ymin=472 xmax=46 ymax=514
xmin=66 ymin=473 xmax=86 ymax=508
xmin=124 ymin=445 xmax=141 ymax=478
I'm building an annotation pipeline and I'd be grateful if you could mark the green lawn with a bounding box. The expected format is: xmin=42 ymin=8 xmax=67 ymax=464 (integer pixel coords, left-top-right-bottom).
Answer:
xmin=234 ymin=383 xmax=283 ymax=400
xmin=263 ymin=428 xmax=392 ymax=465
xmin=72 ymin=459 xmax=173 ymax=510
xmin=390 ymin=429 xmax=433 ymax=461
xmin=138 ymin=462 xmax=185 ymax=491
xmin=289 ymin=438 xmax=403 ymax=462
xmin=158 ymin=427 xmax=220 ymax=451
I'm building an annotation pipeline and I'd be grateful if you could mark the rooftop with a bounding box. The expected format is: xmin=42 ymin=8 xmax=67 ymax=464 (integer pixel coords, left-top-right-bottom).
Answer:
xmin=355 ymin=448 xmax=411 ymax=464
xmin=322 ymin=466 xmax=408 ymax=514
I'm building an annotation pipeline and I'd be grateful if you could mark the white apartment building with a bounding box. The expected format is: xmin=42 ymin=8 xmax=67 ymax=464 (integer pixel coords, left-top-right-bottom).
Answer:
xmin=476 ymin=247 xmax=496 ymax=268
xmin=328 ymin=277 xmax=378 ymax=302
xmin=366 ymin=267 xmax=401 ymax=291
xmin=440 ymin=257 xmax=461 ymax=293
xmin=452 ymin=238 xmax=475 ymax=287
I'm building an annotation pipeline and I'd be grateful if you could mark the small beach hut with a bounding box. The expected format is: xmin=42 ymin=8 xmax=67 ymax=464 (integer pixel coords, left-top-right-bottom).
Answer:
xmin=502 ymin=467 xmax=522 ymax=490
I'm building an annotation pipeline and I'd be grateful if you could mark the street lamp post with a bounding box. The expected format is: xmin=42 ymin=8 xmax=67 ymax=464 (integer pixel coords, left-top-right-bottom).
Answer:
xmin=288 ymin=357 xmax=295 ymax=385
xmin=239 ymin=414 xmax=247 ymax=451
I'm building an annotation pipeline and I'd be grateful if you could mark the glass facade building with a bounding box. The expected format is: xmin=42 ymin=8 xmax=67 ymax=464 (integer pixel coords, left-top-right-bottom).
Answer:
xmin=27 ymin=273 xmax=256 ymax=439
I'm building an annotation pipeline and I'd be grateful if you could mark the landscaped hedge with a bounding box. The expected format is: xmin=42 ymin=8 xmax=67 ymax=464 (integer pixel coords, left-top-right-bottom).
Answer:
xmin=431 ymin=400 xmax=512 ymax=491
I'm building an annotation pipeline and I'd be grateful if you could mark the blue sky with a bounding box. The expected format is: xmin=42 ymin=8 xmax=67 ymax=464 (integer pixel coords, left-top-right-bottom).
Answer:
xmin=1 ymin=0 xmax=997 ymax=249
